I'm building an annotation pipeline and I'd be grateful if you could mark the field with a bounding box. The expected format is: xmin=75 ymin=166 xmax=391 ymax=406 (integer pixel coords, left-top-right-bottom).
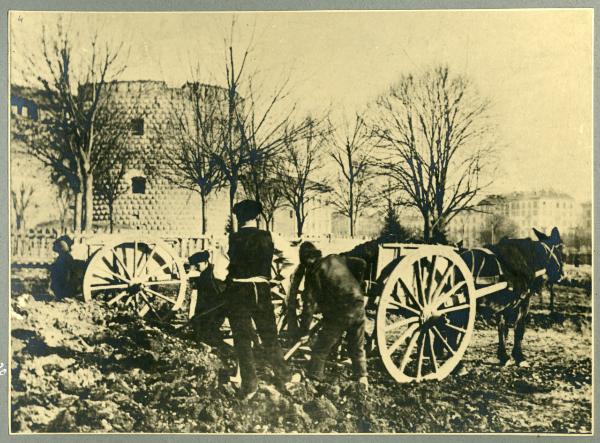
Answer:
xmin=10 ymin=267 xmax=592 ymax=434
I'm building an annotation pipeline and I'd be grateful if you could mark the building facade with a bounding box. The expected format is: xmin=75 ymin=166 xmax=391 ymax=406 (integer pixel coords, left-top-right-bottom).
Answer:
xmin=447 ymin=190 xmax=588 ymax=248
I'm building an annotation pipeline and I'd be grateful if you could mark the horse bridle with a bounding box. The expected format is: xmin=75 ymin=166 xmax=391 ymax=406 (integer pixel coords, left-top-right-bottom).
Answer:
xmin=540 ymin=242 xmax=563 ymax=275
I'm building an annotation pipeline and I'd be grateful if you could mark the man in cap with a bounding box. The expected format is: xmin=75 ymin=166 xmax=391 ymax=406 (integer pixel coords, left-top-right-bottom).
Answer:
xmin=226 ymin=199 xmax=292 ymax=399
xmin=290 ymin=241 xmax=369 ymax=389
xmin=187 ymin=251 xmax=226 ymax=344
xmin=49 ymin=236 xmax=77 ymax=299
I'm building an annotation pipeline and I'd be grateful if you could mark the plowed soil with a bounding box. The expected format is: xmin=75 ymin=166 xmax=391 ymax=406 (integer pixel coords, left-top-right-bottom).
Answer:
xmin=10 ymin=267 xmax=592 ymax=434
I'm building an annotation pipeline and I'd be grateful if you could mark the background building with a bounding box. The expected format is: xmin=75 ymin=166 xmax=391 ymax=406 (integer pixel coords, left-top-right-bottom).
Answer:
xmin=447 ymin=190 xmax=589 ymax=249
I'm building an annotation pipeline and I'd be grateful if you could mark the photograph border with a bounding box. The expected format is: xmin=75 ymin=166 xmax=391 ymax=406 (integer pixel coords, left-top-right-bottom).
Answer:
xmin=1 ymin=1 xmax=597 ymax=442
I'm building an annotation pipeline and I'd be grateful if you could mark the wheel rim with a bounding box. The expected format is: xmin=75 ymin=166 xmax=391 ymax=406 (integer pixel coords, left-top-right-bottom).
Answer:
xmin=82 ymin=238 xmax=188 ymax=321
xmin=376 ymin=246 xmax=476 ymax=383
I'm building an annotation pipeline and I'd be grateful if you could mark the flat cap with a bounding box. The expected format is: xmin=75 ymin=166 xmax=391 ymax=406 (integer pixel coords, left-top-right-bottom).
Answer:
xmin=188 ymin=250 xmax=211 ymax=266
xmin=233 ymin=199 xmax=263 ymax=222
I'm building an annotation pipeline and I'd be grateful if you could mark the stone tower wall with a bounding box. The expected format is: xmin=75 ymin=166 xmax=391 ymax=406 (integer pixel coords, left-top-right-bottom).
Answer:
xmin=93 ymin=81 xmax=205 ymax=235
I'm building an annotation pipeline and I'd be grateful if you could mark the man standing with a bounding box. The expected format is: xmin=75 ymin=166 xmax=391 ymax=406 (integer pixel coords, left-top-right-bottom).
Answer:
xmin=291 ymin=241 xmax=369 ymax=389
xmin=226 ymin=199 xmax=291 ymax=399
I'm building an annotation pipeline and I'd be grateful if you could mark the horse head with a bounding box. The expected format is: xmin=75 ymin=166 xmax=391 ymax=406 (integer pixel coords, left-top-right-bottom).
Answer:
xmin=532 ymin=227 xmax=564 ymax=284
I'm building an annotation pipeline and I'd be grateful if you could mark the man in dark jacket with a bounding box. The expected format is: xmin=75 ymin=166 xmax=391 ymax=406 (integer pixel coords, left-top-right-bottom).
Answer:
xmin=292 ymin=241 xmax=368 ymax=389
xmin=226 ymin=199 xmax=291 ymax=399
xmin=49 ymin=236 xmax=77 ymax=299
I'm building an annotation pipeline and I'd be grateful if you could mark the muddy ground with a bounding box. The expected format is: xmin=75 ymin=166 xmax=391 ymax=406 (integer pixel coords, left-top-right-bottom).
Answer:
xmin=10 ymin=267 xmax=592 ymax=434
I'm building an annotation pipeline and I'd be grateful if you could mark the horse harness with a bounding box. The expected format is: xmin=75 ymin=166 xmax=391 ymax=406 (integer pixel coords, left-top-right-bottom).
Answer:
xmin=468 ymin=242 xmax=555 ymax=291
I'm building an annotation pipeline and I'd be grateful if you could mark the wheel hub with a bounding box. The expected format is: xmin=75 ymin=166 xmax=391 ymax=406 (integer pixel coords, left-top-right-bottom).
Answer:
xmin=127 ymin=282 xmax=144 ymax=295
xmin=420 ymin=305 xmax=441 ymax=328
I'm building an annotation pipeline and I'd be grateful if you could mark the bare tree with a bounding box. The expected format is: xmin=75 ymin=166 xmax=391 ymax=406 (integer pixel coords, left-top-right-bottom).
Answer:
xmin=240 ymin=156 xmax=285 ymax=230
xmin=372 ymin=66 xmax=496 ymax=243
xmin=212 ymin=19 xmax=307 ymax=229
xmin=279 ymin=117 xmax=330 ymax=237
xmin=94 ymin=150 xmax=132 ymax=233
xmin=239 ymin=105 xmax=313 ymax=230
xmin=479 ymin=212 xmax=518 ymax=245
xmin=18 ymin=21 xmax=129 ymax=233
xmin=56 ymin=185 xmax=72 ymax=234
xmin=161 ymin=82 xmax=226 ymax=234
xmin=11 ymin=183 xmax=35 ymax=232
xmin=329 ymin=113 xmax=375 ymax=237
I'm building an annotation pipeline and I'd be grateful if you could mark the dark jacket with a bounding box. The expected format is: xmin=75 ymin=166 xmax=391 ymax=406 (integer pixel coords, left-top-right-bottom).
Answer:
xmin=302 ymin=254 xmax=366 ymax=327
xmin=50 ymin=252 xmax=75 ymax=298
xmin=227 ymin=227 xmax=274 ymax=280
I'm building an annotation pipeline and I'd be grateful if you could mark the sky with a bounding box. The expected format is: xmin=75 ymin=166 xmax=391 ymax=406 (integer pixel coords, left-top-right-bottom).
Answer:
xmin=9 ymin=9 xmax=593 ymax=202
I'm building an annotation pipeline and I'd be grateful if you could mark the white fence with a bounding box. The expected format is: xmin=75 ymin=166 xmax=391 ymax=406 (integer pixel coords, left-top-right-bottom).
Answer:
xmin=11 ymin=229 xmax=371 ymax=266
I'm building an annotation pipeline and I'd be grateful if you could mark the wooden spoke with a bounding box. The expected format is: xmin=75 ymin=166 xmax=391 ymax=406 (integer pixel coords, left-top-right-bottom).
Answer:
xmin=145 ymin=279 xmax=183 ymax=286
xmin=143 ymin=286 xmax=178 ymax=305
xmin=387 ymin=322 xmax=419 ymax=355
xmin=111 ymin=248 xmax=130 ymax=280
xmin=138 ymin=244 xmax=157 ymax=277
xmin=437 ymin=303 xmax=470 ymax=315
xmin=426 ymin=255 xmax=438 ymax=303
xmin=442 ymin=322 xmax=467 ymax=334
xmin=397 ymin=277 xmax=423 ymax=311
xmin=398 ymin=328 xmax=420 ymax=374
xmin=432 ymin=325 xmax=456 ymax=355
xmin=414 ymin=259 xmax=425 ymax=308
xmin=430 ymin=263 xmax=454 ymax=305
xmin=90 ymin=283 xmax=129 ymax=292
xmin=428 ymin=330 xmax=439 ymax=372
xmin=385 ymin=316 xmax=418 ymax=332
xmin=95 ymin=268 xmax=130 ymax=284
xmin=416 ymin=333 xmax=426 ymax=380
xmin=134 ymin=246 xmax=147 ymax=277
xmin=387 ymin=299 xmax=420 ymax=316
xmin=435 ymin=281 xmax=466 ymax=309
xmin=138 ymin=304 xmax=150 ymax=317
xmin=108 ymin=291 xmax=128 ymax=306
xmin=91 ymin=273 xmax=114 ymax=283
xmin=139 ymin=291 xmax=164 ymax=322
xmin=133 ymin=241 xmax=137 ymax=277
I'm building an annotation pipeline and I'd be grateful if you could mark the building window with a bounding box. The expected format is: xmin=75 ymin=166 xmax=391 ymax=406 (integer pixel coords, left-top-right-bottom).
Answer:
xmin=131 ymin=118 xmax=144 ymax=136
xmin=131 ymin=176 xmax=146 ymax=194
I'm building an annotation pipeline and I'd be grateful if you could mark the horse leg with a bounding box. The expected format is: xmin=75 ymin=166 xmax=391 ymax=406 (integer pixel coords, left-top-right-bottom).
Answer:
xmin=512 ymin=295 xmax=531 ymax=367
xmin=497 ymin=312 xmax=510 ymax=366
xmin=549 ymin=284 xmax=555 ymax=315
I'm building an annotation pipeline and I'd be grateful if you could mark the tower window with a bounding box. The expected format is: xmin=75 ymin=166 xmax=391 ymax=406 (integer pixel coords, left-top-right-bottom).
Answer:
xmin=131 ymin=176 xmax=146 ymax=194
xmin=131 ymin=118 xmax=144 ymax=136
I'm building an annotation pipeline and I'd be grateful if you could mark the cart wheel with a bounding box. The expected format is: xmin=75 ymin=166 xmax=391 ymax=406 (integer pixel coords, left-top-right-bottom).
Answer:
xmin=82 ymin=238 xmax=188 ymax=322
xmin=376 ymin=246 xmax=476 ymax=383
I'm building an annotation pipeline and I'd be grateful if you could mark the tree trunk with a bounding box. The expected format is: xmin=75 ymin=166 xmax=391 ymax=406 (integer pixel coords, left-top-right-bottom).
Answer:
xmin=74 ymin=191 xmax=83 ymax=233
xmin=83 ymin=173 xmax=94 ymax=233
xmin=200 ymin=192 xmax=207 ymax=235
xmin=423 ymin=210 xmax=431 ymax=243
xmin=229 ymin=182 xmax=237 ymax=232
xmin=349 ymin=182 xmax=354 ymax=238
xmin=295 ymin=208 xmax=304 ymax=238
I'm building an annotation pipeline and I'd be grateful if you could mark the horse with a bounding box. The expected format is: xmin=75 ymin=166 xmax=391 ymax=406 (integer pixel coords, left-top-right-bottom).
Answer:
xmin=459 ymin=227 xmax=564 ymax=367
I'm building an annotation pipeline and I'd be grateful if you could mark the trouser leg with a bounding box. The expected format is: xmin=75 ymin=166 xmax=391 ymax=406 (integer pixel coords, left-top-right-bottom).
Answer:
xmin=253 ymin=285 xmax=290 ymax=382
xmin=227 ymin=296 xmax=258 ymax=393
xmin=346 ymin=317 xmax=367 ymax=379
xmin=308 ymin=320 xmax=346 ymax=381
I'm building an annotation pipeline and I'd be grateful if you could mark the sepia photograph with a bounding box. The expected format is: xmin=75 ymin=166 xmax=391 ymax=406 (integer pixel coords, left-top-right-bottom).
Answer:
xmin=8 ymin=8 xmax=593 ymax=434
